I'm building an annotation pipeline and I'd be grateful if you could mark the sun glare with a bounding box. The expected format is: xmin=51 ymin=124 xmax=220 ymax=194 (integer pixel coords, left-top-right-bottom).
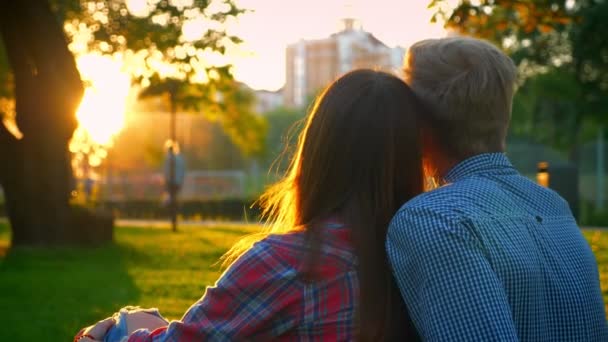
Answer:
xmin=74 ymin=54 xmax=130 ymax=146
xmin=69 ymin=54 xmax=130 ymax=172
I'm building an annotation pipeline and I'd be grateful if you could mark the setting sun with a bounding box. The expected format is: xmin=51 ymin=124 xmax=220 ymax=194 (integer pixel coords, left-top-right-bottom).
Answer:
xmin=69 ymin=54 xmax=131 ymax=171
xmin=73 ymin=54 xmax=130 ymax=146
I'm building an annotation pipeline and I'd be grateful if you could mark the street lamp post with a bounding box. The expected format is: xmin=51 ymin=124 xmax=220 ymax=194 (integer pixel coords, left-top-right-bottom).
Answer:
xmin=169 ymin=91 xmax=178 ymax=232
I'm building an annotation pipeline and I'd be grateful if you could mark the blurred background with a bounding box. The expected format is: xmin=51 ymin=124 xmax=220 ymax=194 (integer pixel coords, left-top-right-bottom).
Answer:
xmin=0 ymin=0 xmax=607 ymax=340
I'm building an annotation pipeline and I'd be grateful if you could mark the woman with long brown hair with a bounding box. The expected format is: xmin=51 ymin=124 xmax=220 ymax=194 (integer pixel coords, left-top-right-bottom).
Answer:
xmin=77 ymin=69 xmax=425 ymax=341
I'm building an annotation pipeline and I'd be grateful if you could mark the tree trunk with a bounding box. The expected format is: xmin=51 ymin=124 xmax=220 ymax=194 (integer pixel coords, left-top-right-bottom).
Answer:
xmin=0 ymin=0 xmax=86 ymax=246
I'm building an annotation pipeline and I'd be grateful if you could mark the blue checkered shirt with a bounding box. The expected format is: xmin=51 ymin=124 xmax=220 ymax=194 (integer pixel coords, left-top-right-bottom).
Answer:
xmin=387 ymin=153 xmax=607 ymax=341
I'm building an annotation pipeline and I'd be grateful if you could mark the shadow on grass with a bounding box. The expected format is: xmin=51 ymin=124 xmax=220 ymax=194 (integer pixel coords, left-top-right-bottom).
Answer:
xmin=0 ymin=223 xmax=140 ymax=341
xmin=0 ymin=222 xmax=260 ymax=340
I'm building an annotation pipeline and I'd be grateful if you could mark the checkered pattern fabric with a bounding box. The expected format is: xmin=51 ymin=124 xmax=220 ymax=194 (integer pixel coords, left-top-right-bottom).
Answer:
xmin=128 ymin=222 xmax=357 ymax=341
xmin=387 ymin=153 xmax=607 ymax=341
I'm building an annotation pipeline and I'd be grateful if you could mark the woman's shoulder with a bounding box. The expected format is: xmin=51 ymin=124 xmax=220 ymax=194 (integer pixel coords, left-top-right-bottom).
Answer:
xmin=263 ymin=223 xmax=352 ymax=252
xmin=259 ymin=224 xmax=355 ymax=273
xmin=263 ymin=230 xmax=308 ymax=251
xmin=253 ymin=231 xmax=309 ymax=270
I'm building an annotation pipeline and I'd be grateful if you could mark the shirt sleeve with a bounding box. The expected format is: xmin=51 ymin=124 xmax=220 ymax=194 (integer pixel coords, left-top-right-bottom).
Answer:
xmin=386 ymin=207 xmax=519 ymax=341
xmin=127 ymin=240 xmax=301 ymax=342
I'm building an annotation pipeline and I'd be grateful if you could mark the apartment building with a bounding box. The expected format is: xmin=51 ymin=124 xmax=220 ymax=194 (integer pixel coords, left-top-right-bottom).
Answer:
xmin=284 ymin=18 xmax=404 ymax=108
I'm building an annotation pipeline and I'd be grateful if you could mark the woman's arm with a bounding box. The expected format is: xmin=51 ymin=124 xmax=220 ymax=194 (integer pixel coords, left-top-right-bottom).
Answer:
xmin=74 ymin=317 xmax=115 ymax=341
xmin=128 ymin=239 xmax=301 ymax=342
xmin=125 ymin=311 xmax=168 ymax=334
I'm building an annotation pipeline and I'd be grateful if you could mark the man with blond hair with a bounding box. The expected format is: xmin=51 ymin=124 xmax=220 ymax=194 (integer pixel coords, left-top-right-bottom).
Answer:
xmin=387 ymin=36 xmax=607 ymax=341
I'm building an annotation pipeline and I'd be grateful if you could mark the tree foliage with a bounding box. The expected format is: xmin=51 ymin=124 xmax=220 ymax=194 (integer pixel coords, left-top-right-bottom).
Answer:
xmin=261 ymin=106 xmax=306 ymax=172
xmin=60 ymin=0 xmax=244 ymax=81
xmin=430 ymin=0 xmax=572 ymax=67
xmin=430 ymin=0 xmax=608 ymax=158
xmin=1 ymin=0 xmax=264 ymax=156
xmin=202 ymin=81 xmax=267 ymax=157
xmin=0 ymin=0 xmax=258 ymax=245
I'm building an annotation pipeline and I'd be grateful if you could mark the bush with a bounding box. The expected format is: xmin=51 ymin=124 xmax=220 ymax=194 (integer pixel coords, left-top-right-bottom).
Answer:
xmin=0 ymin=204 xmax=114 ymax=245
xmin=102 ymin=199 xmax=261 ymax=221
xmin=580 ymin=201 xmax=608 ymax=227
xmin=68 ymin=206 xmax=114 ymax=244
xmin=0 ymin=199 xmax=258 ymax=223
xmin=585 ymin=210 xmax=608 ymax=227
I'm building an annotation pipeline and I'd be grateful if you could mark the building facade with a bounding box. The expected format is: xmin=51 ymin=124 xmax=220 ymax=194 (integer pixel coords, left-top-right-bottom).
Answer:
xmin=284 ymin=18 xmax=405 ymax=108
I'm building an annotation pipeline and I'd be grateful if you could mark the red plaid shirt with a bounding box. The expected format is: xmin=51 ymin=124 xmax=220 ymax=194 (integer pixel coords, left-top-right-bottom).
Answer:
xmin=128 ymin=221 xmax=357 ymax=341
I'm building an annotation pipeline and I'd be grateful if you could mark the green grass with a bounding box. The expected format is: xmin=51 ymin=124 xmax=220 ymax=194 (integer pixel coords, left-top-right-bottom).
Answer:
xmin=0 ymin=222 xmax=259 ymax=341
xmin=583 ymin=230 xmax=608 ymax=315
xmin=0 ymin=224 xmax=606 ymax=341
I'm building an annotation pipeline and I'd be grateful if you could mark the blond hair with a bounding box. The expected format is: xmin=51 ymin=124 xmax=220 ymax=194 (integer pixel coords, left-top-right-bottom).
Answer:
xmin=404 ymin=36 xmax=517 ymax=157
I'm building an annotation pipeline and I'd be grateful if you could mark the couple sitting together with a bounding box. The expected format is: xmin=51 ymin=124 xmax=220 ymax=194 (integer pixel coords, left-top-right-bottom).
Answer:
xmin=76 ymin=37 xmax=607 ymax=341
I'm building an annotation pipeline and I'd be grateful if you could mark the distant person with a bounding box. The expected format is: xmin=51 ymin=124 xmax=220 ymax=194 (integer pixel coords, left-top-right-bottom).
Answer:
xmin=76 ymin=69 xmax=427 ymax=341
xmin=163 ymin=140 xmax=186 ymax=200
xmin=386 ymin=36 xmax=608 ymax=340
xmin=163 ymin=140 xmax=186 ymax=231
xmin=83 ymin=175 xmax=95 ymax=203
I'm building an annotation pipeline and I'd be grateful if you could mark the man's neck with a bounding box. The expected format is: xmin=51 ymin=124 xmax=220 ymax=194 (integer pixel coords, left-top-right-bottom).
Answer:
xmin=434 ymin=157 xmax=460 ymax=180
xmin=423 ymin=156 xmax=459 ymax=188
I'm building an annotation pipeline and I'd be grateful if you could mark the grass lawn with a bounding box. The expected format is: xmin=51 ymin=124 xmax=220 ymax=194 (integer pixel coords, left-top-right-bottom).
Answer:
xmin=583 ymin=230 xmax=608 ymax=314
xmin=0 ymin=224 xmax=606 ymax=341
xmin=0 ymin=222 xmax=260 ymax=341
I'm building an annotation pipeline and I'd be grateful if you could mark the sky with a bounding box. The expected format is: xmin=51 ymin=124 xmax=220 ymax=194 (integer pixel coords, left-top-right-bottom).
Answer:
xmin=228 ymin=0 xmax=447 ymax=90
xmin=69 ymin=0 xmax=448 ymax=148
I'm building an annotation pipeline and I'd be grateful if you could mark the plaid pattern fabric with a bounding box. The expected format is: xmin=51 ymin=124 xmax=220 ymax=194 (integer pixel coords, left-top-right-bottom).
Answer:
xmin=387 ymin=153 xmax=608 ymax=341
xmin=128 ymin=222 xmax=357 ymax=342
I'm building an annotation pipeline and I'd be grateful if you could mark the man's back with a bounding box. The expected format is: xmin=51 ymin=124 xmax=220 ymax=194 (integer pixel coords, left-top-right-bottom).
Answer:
xmin=387 ymin=153 xmax=607 ymax=341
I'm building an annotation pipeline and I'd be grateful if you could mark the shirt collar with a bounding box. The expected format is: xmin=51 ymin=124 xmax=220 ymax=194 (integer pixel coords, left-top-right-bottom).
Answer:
xmin=443 ymin=153 xmax=516 ymax=183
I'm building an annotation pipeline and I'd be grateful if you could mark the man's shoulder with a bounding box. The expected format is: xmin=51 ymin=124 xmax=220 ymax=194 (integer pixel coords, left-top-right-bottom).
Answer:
xmin=400 ymin=178 xmax=480 ymax=214
xmin=391 ymin=184 xmax=468 ymax=234
xmin=398 ymin=172 xmax=571 ymax=220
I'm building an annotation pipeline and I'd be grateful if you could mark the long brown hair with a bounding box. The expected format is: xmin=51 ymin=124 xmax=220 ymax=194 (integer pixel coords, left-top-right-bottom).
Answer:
xmin=225 ymin=69 xmax=424 ymax=340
